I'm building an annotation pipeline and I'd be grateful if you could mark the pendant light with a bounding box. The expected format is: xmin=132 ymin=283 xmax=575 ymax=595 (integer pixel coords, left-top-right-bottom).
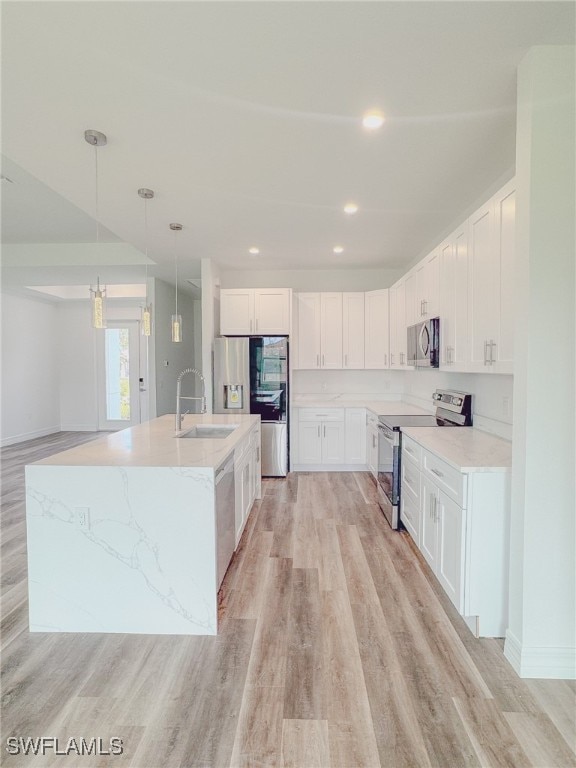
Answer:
xmin=170 ymin=223 xmax=183 ymax=342
xmin=85 ymin=129 xmax=107 ymax=329
xmin=138 ymin=188 xmax=154 ymax=336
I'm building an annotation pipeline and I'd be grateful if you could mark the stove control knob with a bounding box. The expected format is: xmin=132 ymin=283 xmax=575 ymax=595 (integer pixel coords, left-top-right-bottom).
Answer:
xmin=454 ymin=397 xmax=462 ymax=406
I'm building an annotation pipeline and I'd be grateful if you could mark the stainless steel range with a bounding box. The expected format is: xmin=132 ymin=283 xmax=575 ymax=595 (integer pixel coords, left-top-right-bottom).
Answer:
xmin=376 ymin=389 xmax=473 ymax=529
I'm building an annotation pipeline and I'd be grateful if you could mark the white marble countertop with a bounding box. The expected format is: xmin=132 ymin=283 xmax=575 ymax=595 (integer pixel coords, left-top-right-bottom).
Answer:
xmin=401 ymin=426 xmax=512 ymax=473
xmin=291 ymin=395 xmax=430 ymax=416
xmin=33 ymin=414 xmax=260 ymax=470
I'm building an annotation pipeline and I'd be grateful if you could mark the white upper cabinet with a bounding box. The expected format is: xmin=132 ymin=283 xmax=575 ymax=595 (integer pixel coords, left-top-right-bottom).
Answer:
xmin=493 ymin=181 xmax=515 ymax=373
xmin=467 ymin=179 xmax=515 ymax=374
xmin=439 ymin=222 xmax=469 ymax=370
xmin=220 ymin=289 xmax=254 ymax=335
xmin=253 ymin=289 xmax=292 ymax=335
xmin=294 ymin=292 xmax=342 ymax=369
xmin=364 ymin=289 xmax=390 ymax=369
xmin=404 ymin=271 xmax=418 ymax=328
xmin=390 ymin=278 xmax=410 ymax=369
xmin=320 ymin=293 xmax=343 ymax=369
xmin=295 ymin=293 xmax=322 ymax=368
xmin=220 ymin=288 xmax=291 ymax=336
xmin=342 ymin=293 xmax=365 ymax=369
xmin=416 ymin=250 xmax=440 ymax=320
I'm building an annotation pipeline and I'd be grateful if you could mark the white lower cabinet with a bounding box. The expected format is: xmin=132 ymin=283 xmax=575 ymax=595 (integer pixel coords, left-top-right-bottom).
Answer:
xmin=402 ymin=441 xmax=509 ymax=637
xmin=234 ymin=424 xmax=261 ymax=547
xmin=298 ymin=419 xmax=345 ymax=465
xmin=293 ymin=407 xmax=366 ymax=470
xmin=366 ymin=411 xmax=379 ymax=480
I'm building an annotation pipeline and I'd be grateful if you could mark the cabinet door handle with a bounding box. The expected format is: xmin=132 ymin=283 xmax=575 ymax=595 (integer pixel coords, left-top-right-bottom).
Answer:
xmin=256 ymin=318 xmax=259 ymax=332
xmin=317 ymin=425 xmax=320 ymax=438
xmin=430 ymin=467 xmax=444 ymax=478
xmin=322 ymin=354 xmax=325 ymax=366
xmin=433 ymin=495 xmax=438 ymax=523
xmin=424 ymin=299 xmax=428 ymax=315
xmin=490 ymin=340 xmax=496 ymax=364
xmin=345 ymin=354 xmax=348 ymax=367
xmin=373 ymin=434 xmax=377 ymax=448
xmin=384 ymin=353 xmax=387 ymax=367
xmin=390 ymin=353 xmax=394 ymax=365
xmin=323 ymin=425 xmax=326 ymax=438
xmin=250 ymin=318 xmax=253 ymax=333
xmin=316 ymin=353 xmax=320 ymax=367
xmin=484 ymin=340 xmax=489 ymax=365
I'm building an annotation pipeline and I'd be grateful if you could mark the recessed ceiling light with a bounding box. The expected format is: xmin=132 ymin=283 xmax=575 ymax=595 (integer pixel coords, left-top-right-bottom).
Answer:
xmin=362 ymin=110 xmax=385 ymax=130
xmin=343 ymin=203 xmax=358 ymax=215
xmin=248 ymin=247 xmax=260 ymax=255
xmin=333 ymin=246 xmax=344 ymax=254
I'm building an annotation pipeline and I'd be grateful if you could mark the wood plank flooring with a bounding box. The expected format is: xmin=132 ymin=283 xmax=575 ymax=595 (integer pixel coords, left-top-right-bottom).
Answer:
xmin=1 ymin=432 xmax=575 ymax=767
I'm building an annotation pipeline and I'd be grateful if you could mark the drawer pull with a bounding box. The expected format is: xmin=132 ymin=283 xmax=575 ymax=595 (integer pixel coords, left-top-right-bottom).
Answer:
xmin=431 ymin=468 xmax=444 ymax=478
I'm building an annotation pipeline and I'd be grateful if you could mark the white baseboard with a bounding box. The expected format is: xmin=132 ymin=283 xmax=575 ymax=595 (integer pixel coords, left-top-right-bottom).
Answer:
xmin=292 ymin=464 xmax=368 ymax=472
xmin=504 ymin=629 xmax=576 ymax=679
xmin=0 ymin=426 xmax=61 ymax=447
xmin=60 ymin=424 xmax=98 ymax=432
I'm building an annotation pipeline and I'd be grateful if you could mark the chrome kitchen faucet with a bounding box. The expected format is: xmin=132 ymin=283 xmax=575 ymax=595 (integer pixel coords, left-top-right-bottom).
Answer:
xmin=176 ymin=368 xmax=207 ymax=431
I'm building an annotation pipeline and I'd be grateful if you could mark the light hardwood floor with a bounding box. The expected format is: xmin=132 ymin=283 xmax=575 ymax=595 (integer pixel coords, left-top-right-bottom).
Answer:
xmin=1 ymin=432 xmax=575 ymax=767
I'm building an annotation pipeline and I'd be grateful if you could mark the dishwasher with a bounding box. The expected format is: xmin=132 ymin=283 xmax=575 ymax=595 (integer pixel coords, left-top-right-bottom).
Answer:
xmin=215 ymin=455 xmax=235 ymax=589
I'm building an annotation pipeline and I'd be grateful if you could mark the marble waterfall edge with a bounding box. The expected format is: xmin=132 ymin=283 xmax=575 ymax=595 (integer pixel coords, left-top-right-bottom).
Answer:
xmin=25 ymin=464 xmax=218 ymax=635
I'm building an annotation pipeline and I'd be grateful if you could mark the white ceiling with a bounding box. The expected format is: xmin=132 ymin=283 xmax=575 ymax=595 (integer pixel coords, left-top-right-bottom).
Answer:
xmin=1 ymin=1 xmax=574 ymax=285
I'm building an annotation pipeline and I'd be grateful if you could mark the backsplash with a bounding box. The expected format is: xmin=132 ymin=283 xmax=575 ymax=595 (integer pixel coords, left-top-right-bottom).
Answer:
xmin=291 ymin=369 xmax=404 ymax=396
xmin=403 ymin=369 xmax=513 ymax=440
xmin=291 ymin=368 xmax=513 ymax=440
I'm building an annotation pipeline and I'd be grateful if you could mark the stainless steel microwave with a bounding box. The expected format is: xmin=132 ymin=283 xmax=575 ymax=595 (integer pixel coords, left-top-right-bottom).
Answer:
xmin=407 ymin=318 xmax=440 ymax=368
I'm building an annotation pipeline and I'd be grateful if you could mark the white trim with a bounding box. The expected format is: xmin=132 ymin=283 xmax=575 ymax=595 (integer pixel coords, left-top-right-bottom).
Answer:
xmin=0 ymin=426 xmax=60 ymax=447
xmin=59 ymin=424 xmax=99 ymax=432
xmin=292 ymin=463 xmax=368 ymax=472
xmin=504 ymin=629 xmax=576 ymax=679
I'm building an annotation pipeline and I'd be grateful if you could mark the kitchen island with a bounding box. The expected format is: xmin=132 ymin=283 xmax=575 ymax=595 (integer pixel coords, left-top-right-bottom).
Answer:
xmin=25 ymin=414 xmax=260 ymax=636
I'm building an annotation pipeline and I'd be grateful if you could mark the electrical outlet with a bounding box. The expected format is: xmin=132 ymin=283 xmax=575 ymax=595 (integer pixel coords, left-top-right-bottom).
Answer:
xmin=75 ymin=507 xmax=90 ymax=530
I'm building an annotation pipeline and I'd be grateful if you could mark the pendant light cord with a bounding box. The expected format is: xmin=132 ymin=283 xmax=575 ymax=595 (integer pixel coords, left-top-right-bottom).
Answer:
xmin=174 ymin=229 xmax=178 ymax=317
xmin=94 ymin=145 xmax=100 ymax=244
xmin=144 ymin=197 xmax=149 ymax=302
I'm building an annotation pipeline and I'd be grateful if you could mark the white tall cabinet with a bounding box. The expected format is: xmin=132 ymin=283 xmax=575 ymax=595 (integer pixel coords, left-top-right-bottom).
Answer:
xmin=467 ymin=180 xmax=515 ymax=374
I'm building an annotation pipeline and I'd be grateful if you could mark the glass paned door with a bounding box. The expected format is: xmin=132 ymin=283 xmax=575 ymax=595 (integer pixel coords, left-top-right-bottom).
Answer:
xmin=97 ymin=320 xmax=141 ymax=430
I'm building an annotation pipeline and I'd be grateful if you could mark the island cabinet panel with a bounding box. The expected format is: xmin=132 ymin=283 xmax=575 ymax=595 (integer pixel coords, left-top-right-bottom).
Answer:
xmin=24 ymin=414 xmax=261 ymax=637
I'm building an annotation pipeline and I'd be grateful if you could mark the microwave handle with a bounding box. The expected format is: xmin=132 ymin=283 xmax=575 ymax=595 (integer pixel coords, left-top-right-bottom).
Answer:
xmin=419 ymin=323 xmax=430 ymax=356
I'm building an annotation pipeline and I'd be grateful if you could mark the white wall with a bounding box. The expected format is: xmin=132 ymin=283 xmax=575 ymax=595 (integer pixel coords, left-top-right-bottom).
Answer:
xmin=220 ymin=268 xmax=403 ymax=291
xmin=57 ymin=302 xmax=98 ymax=431
xmin=201 ymin=258 xmax=221 ymax=414
xmin=505 ymin=46 xmax=575 ymax=679
xmin=0 ymin=293 xmax=61 ymax=445
xmin=152 ymin=279 xmax=197 ymax=417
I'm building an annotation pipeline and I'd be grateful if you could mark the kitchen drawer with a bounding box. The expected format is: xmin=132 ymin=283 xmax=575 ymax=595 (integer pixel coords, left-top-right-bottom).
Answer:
xmin=298 ymin=407 xmax=345 ymax=422
xmin=422 ymin=449 xmax=464 ymax=505
xmin=402 ymin=435 xmax=422 ymax=465
xmin=401 ymin=486 xmax=420 ymax=545
xmin=401 ymin=454 xmax=421 ymax=500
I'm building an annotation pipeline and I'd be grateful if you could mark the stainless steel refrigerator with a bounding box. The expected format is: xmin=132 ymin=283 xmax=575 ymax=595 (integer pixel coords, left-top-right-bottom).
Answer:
xmin=213 ymin=336 xmax=289 ymax=476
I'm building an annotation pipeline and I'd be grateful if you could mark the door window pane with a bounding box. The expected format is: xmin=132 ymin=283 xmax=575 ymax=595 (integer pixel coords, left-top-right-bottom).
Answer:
xmin=105 ymin=328 xmax=131 ymax=420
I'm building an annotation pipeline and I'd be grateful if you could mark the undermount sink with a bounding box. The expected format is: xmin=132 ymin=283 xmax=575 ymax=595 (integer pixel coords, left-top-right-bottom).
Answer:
xmin=176 ymin=424 xmax=239 ymax=439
